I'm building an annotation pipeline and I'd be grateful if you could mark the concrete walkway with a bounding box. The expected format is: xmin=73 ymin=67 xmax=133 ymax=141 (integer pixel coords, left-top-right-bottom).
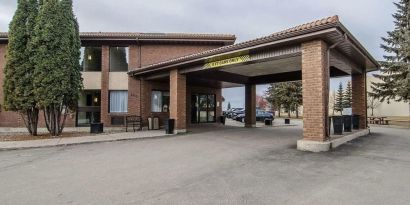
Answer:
xmin=0 ymin=130 xmax=171 ymax=150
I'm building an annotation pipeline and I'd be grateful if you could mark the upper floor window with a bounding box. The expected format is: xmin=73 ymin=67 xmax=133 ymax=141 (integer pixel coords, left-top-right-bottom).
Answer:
xmin=80 ymin=47 xmax=102 ymax=71
xmin=110 ymin=47 xmax=129 ymax=72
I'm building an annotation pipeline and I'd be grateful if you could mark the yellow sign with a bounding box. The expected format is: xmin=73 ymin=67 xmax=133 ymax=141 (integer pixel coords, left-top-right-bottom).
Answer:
xmin=204 ymin=55 xmax=250 ymax=69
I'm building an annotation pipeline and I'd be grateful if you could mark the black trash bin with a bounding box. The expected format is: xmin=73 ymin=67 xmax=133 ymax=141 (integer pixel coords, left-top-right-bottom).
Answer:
xmin=284 ymin=118 xmax=290 ymax=124
xmin=90 ymin=123 xmax=103 ymax=134
xmin=332 ymin=116 xmax=343 ymax=135
xmin=343 ymin=115 xmax=352 ymax=132
xmin=265 ymin=118 xmax=273 ymax=126
xmin=220 ymin=116 xmax=226 ymax=125
xmin=352 ymin=114 xmax=360 ymax=129
xmin=165 ymin=119 xmax=175 ymax=134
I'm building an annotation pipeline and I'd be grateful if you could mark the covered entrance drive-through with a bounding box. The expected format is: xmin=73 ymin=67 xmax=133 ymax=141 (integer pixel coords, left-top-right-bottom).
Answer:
xmin=128 ymin=16 xmax=379 ymax=152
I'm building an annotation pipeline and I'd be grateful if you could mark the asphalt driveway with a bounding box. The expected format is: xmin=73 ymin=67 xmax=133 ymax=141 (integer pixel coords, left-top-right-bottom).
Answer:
xmin=0 ymin=125 xmax=409 ymax=205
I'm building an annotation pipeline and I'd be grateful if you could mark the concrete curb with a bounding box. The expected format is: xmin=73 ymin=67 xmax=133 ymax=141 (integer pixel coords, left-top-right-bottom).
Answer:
xmin=0 ymin=131 xmax=173 ymax=151
xmin=297 ymin=129 xmax=370 ymax=152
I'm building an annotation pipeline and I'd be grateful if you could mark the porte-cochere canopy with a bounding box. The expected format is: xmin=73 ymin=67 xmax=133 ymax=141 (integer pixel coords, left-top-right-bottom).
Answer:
xmin=128 ymin=15 xmax=380 ymax=152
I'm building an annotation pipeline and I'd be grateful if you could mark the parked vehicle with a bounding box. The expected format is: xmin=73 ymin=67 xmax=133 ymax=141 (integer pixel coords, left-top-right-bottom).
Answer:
xmin=228 ymin=108 xmax=244 ymax=119
xmin=226 ymin=108 xmax=239 ymax=118
xmin=235 ymin=110 xmax=274 ymax=123
xmin=232 ymin=109 xmax=245 ymax=120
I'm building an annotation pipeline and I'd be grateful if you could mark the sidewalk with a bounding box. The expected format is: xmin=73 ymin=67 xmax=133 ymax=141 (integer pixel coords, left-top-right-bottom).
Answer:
xmin=0 ymin=130 xmax=172 ymax=151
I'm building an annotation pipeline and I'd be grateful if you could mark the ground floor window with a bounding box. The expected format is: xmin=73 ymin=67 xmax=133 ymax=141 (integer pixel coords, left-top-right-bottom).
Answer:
xmin=110 ymin=90 xmax=128 ymax=113
xmin=76 ymin=90 xmax=101 ymax=126
xmin=191 ymin=94 xmax=216 ymax=123
xmin=151 ymin=90 xmax=170 ymax=112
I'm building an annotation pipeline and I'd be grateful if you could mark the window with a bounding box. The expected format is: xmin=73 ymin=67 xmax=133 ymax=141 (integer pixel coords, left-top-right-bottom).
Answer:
xmin=109 ymin=47 xmax=129 ymax=71
xmin=80 ymin=47 xmax=102 ymax=71
xmin=151 ymin=91 xmax=170 ymax=112
xmin=76 ymin=90 xmax=101 ymax=126
xmin=110 ymin=91 xmax=128 ymax=113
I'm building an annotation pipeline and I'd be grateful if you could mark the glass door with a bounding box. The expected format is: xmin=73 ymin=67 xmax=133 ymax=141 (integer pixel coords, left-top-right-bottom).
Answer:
xmin=191 ymin=94 xmax=216 ymax=123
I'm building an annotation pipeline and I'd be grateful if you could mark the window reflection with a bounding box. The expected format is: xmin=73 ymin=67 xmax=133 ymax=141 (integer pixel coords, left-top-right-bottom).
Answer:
xmin=110 ymin=47 xmax=129 ymax=71
xmin=80 ymin=47 xmax=102 ymax=71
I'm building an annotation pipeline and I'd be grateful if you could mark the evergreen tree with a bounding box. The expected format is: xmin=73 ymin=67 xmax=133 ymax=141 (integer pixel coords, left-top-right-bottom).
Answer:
xmin=32 ymin=0 xmax=82 ymax=136
xmin=371 ymin=0 xmax=410 ymax=103
xmin=334 ymin=82 xmax=344 ymax=114
xmin=3 ymin=0 xmax=39 ymax=136
xmin=265 ymin=81 xmax=302 ymax=118
xmin=343 ymin=81 xmax=352 ymax=108
xmin=227 ymin=102 xmax=231 ymax=110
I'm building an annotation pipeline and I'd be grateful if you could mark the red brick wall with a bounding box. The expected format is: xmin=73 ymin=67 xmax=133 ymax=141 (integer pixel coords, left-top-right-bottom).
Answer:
xmin=352 ymin=73 xmax=367 ymax=129
xmin=170 ymin=69 xmax=187 ymax=131
xmin=140 ymin=44 xmax=219 ymax=67
xmin=301 ymin=40 xmax=329 ymax=141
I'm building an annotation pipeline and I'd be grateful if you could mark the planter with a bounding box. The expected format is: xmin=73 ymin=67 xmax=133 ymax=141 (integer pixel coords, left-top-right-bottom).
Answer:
xmin=352 ymin=114 xmax=360 ymax=129
xmin=332 ymin=116 xmax=343 ymax=135
xmin=343 ymin=115 xmax=352 ymax=132
xmin=90 ymin=123 xmax=103 ymax=134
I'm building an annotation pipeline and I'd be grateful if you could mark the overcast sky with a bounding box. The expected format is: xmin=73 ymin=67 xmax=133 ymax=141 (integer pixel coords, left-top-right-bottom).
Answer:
xmin=0 ymin=0 xmax=397 ymax=109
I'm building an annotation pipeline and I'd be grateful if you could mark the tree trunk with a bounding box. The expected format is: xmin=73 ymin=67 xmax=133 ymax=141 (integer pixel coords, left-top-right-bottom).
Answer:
xmin=20 ymin=108 xmax=39 ymax=136
xmin=296 ymin=107 xmax=299 ymax=118
xmin=44 ymin=104 xmax=67 ymax=136
xmin=371 ymin=108 xmax=374 ymax=116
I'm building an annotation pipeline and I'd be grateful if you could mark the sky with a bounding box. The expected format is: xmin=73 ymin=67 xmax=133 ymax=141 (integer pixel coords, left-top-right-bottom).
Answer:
xmin=0 ymin=0 xmax=397 ymax=109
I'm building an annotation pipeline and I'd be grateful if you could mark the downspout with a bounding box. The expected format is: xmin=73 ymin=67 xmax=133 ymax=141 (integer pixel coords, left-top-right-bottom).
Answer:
xmin=326 ymin=33 xmax=348 ymax=138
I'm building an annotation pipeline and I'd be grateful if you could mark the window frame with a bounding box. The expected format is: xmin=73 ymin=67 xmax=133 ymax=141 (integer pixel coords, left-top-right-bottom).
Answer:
xmin=151 ymin=90 xmax=170 ymax=113
xmin=79 ymin=46 xmax=102 ymax=72
xmin=108 ymin=90 xmax=128 ymax=113
xmin=109 ymin=46 xmax=129 ymax=72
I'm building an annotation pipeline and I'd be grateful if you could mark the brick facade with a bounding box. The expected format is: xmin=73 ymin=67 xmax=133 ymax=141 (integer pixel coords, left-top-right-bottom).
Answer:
xmin=301 ymin=40 xmax=329 ymax=141
xmin=352 ymin=72 xmax=367 ymax=129
xmin=170 ymin=69 xmax=187 ymax=132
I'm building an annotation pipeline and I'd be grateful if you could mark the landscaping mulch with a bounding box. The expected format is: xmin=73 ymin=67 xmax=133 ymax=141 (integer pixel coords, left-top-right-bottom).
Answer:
xmin=0 ymin=132 xmax=98 ymax=142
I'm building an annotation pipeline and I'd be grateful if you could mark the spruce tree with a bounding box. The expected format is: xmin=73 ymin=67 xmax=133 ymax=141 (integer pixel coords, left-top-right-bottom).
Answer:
xmin=343 ymin=81 xmax=352 ymax=108
xmin=32 ymin=0 xmax=82 ymax=136
xmin=3 ymin=0 xmax=39 ymax=136
xmin=334 ymin=82 xmax=344 ymax=114
xmin=371 ymin=0 xmax=409 ymax=103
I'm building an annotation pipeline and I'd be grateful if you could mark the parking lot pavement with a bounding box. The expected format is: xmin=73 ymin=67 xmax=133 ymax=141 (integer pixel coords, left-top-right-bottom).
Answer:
xmin=0 ymin=125 xmax=409 ymax=205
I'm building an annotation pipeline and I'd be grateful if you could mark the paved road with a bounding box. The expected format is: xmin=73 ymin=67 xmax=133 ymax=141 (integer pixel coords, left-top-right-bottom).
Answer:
xmin=0 ymin=125 xmax=409 ymax=205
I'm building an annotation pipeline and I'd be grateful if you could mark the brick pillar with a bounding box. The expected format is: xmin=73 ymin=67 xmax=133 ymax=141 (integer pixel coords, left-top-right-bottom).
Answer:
xmin=128 ymin=45 xmax=141 ymax=116
xmin=244 ymin=84 xmax=256 ymax=128
xmin=100 ymin=45 xmax=110 ymax=125
xmin=170 ymin=69 xmax=187 ymax=133
xmin=352 ymin=72 xmax=367 ymax=129
xmin=301 ymin=40 xmax=329 ymax=141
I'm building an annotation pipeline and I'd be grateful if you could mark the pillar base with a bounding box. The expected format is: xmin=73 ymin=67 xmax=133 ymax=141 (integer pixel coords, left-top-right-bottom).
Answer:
xmin=297 ymin=139 xmax=331 ymax=152
xmin=173 ymin=129 xmax=187 ymax=134
xmin=245 ymin=124 xmax=256 ymax=128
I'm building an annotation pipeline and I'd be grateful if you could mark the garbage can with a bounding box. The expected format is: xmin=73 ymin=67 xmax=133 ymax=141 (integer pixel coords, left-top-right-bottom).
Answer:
xmin=332 ymin=116 xmax=343 ymax=135
xmin=90 ymin=123 xmax=103 ymax=134
xmin=352 ymin=114 xmax=360 ymax=129
xmin=148 ymin=116 xmax=159 ymax=130
xmin=165 ymin=119 xmax=175 ymax=134
xmin=265 ymin=118 xmax=273 ymax=126
xmin=220 ymin=115 xmax=226 ymax=125
xmin=284 ymin=118 xmax=290 ymax=124
xmin=343 ymin=115 xmax=352 ymax=132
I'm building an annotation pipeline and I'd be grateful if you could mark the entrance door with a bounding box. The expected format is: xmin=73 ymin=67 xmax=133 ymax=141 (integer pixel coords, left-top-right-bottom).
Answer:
xmin=191 ymin=94 xmax=216 ymax=123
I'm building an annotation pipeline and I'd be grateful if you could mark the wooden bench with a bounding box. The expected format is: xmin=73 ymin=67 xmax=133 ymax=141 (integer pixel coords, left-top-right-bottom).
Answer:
xmin=125 ymin=115 xmax=142 ymax=132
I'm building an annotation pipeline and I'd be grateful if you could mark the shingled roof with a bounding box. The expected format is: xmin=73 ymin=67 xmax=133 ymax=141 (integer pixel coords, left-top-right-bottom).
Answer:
xmin=0 ymin=32 xmax=236 ymax=43
xmin=128 ymin=15 xmax=379 ymax=76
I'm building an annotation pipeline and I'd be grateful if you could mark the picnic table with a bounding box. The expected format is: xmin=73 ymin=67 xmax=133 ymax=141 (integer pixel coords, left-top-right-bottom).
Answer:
xmin=368 ymin=116 xmax=389 ymax=125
